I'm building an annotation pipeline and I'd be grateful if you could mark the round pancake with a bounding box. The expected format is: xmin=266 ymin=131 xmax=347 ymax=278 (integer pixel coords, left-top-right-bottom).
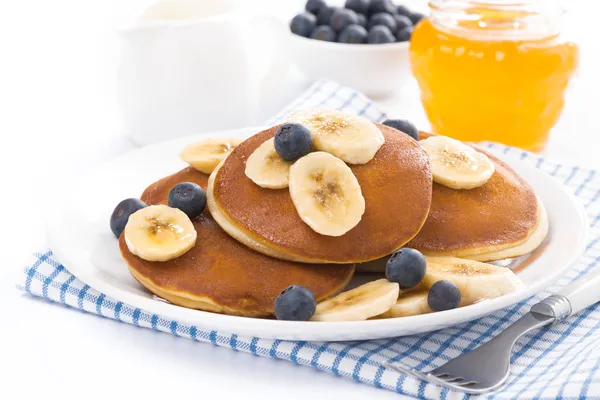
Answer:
xmin=405 ymin=132 xmax=544 ymax=261
xmin=120 ymin=167 xmax=355 ymax=317
xmin=356 ymin=197 xmax=547 ymax=272
xmin=467 ymin=197 xmax=548 ymax=262
xmin=209 ymin=124 xmax=433 ymax=264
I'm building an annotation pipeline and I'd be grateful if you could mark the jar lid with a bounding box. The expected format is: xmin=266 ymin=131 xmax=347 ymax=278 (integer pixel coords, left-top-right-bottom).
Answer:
xmin=429 ymin=0 xmax=566 ymax=40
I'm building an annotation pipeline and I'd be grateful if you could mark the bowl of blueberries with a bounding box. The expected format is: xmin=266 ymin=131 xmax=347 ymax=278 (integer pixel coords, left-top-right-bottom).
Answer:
xmin=289 ymin=0 xmax=424 ymax=97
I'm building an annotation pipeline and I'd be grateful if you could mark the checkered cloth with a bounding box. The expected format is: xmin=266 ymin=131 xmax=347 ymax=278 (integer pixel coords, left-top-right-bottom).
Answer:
xmin=18 ymin=80 xmax=600 ymax=399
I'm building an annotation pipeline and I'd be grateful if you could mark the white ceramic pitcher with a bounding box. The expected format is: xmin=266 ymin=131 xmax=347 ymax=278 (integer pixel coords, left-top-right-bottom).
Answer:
xmin=118 ymin=0 xmax=289 ymax=146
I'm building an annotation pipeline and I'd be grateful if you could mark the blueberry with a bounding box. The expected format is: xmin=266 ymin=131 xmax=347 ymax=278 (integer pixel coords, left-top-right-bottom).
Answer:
xmin=368 ymin=12 xmax=397 ymax=31
xmin=168 ymin=182 xmax=206 ymax=219
xmin=393 ymin=14 xmax=413 ymax=30
xmin=274 ymin=285 xmax=317 ymax=321
xmin=408 ymin=12 xmax=425 ymax=25
xmin=274 ymin=123 xmax=313 ymax=161
xmin=345 ymin=0 xmax=370 ymax=15
xmin=428 ymin=280 xmax=461 ymax=312
xmin=368 ymin=25 xmax=395 ymax=44
xmin=396 ymin=4 xmax=411 ymax=16
xmin=317 ymin=6 xmax=340 ymax=26
xmin=290 ymin=12 xmax=317 ymax=37
xmin=331 ymin=8 xmax=359 ymax=32
xmin=305 ymin=0 xmax=327 ymax=15
xmin=338 ymin=24 xmax=368 ymax=44
xmin=311 ymin=25 xmax=337 ymax=42
xmin=396 ymin=26 xmax=413 ymax=42
xmin=382 ymin=119 xmax=419 ymax=140
xmin=368 ymin=0 xmax=396 ymax=16
xmin=110 ymin=198 xmax=147 ymax=238
xmin=385 ymin=248 xmax=427 ymax=289
xmin=356 ymin=13 xmax=367 ymax=28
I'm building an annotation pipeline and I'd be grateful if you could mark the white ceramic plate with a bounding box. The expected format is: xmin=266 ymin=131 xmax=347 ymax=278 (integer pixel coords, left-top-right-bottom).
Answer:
xmin=47 ymin=127 xmax=588 ymax=341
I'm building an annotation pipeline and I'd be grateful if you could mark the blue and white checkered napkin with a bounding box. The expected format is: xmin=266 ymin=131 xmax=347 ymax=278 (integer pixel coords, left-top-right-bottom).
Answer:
xmin=18 ymin=80 xmax=600 ymax=399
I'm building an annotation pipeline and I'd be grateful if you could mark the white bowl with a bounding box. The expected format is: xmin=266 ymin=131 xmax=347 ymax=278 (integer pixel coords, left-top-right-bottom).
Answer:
xmin=289 ymin=33 xmax=411 ymax=98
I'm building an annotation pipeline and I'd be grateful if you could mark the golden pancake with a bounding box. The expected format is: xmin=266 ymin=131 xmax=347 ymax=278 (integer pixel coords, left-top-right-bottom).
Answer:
xmin=467 ymin=197 xmax=547 ymax=261
xmin=406 ymin=132 xmax=545 ymax=261
xmin=208 ymin=124 xmax=433 ymax=264
xmin=120 ymin=167 xmax=355 ymax=317
xmin=356 ymin=201 xmax=546 ymax=273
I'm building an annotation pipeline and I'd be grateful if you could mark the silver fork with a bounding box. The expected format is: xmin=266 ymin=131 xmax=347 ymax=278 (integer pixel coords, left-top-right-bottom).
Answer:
xmin=385 ymin=267 xmax=600 ymax=394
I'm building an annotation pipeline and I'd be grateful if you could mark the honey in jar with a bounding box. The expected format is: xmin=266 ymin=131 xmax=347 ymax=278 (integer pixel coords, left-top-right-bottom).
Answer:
xmin=410 ymin=0 xmax=579 ymax=151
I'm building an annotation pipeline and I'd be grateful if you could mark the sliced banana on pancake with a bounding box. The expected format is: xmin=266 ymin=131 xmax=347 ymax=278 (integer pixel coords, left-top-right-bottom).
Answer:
xmin=289 ymin=152 xmax=365 ymax=237
xmin=420 ymin=136 xmax=495 ymax=190
xmin=287 ymin=108 xmax=384 ymax=164
xmin=311 ymin=279 xmax=399 ymax=322
xmin=245 ymin=138 xmax=293 ymax=189
xmin=180 ymin=137 xmax=243 ymax=174
xmin=422 ymin=257 xmax=525 ymax=305
xmin=124 ymin=205 xmax=197 ymax=262
xmin=377 ymin=291 xmax=431 ymax=318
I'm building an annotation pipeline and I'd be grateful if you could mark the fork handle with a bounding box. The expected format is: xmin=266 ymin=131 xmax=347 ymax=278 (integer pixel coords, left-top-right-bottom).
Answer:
xmin=559 ymin=267 xmax=600 ymax=316
xmin=532 ymin=267 xmax=600 ymax=319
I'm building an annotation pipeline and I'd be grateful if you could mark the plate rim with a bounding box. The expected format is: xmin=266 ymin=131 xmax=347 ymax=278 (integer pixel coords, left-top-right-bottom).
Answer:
xmin=46 ymin=127 xmax=590 ymax=340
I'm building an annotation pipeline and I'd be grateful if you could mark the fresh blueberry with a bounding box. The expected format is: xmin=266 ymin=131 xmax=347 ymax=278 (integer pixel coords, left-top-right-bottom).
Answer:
xmin=396 ymin=26 xmax=413 ymax=42
xmin=338 ymin=24 xmax=368 ymax=44
xmin=345 ymin=0 xmax=370 ymax=15
xmin=385 ymin=248 xmax=427 ymax=289
xmin=382 ymin=119 xmax=419 ymax=140
xmin=290 ymin=12 xmax=317 ymax=37
xmin=368 ymin=25 xmax=395 ymax=44
xmin=311 ymin=25 xmax=337 ymax=42
xmin=110 ymin=198 xmax=147 ymax=238
xmin=356 ymin=13 xmax=367 ymax=28
xmin=331 ymin=8 xmax=359 ymax=32
xmin=368 ymin=12 xmax=397 ymax=31
xmin=367 ymin=0 xmax=396 ymax=16
xmin=305 ymin=0 xmax=327 ymax=15
xmin=274 ymin=123 xmax=313 ymax=161
xmin=317 ymin=6 xmax=340 ymax=26
xmin=168 ymin=182 xmax=206 ymax=219
xmin=274 ymin=285 xmax=317 ymax=321
xmin=396 ymin=4 xmax=411 ymax=16
xmin=408 ymin=12 xmax=425 ymax=25
xmin=428 ymin=280 xmax=461 ymax=312
xmin=393 ymin=14 xmax=413 ymax=30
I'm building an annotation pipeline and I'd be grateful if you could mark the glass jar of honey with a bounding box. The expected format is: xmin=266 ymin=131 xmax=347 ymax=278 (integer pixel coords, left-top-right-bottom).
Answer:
xmin=410 ymin=0 xmax=579 ymax=151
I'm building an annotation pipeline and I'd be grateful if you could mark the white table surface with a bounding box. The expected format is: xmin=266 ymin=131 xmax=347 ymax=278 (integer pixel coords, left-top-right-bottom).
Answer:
xmin=1 ymin=0 xmax=598 ymax=399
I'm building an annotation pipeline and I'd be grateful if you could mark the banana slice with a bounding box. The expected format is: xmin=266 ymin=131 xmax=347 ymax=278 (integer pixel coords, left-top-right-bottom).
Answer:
xmin=378 ymin=291 xmax=431 ymax=319
xmin=124 ymin=205 xmax=197 ymax=262
xmin=180 ymin=137 xmax=243 ymax=174
xmin=245 ymin=138 xmax=293 ymax=189
xmin=311 ymin=279 xmax=399 ymax=322
xmin=422 ymin=256 xmax=525 ymax=305
xmin=289 ymin=152 xmax=365 ymax=237
xmin=420 ymin=136 xmax=495 ymax=190
xmin=287 ymin=108 xmax=384 ymax=164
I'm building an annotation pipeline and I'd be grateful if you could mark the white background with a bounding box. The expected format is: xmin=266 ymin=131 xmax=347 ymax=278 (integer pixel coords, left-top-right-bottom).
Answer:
xmin=1 ymin=0 xmax=599 ymax=399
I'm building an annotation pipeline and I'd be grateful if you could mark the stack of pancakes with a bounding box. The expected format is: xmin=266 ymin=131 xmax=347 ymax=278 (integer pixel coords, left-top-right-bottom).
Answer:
xmin=120 ymin=124 xmax=547 ymax=318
